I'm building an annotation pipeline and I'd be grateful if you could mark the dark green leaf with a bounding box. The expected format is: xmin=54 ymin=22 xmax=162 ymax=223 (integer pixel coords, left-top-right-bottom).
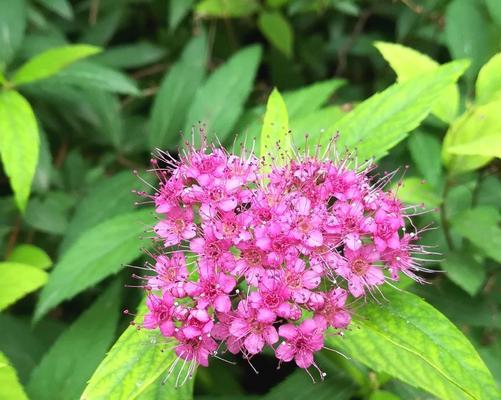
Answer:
xmin=92 ymin=42 xmax=166 ymax=69
xmin=442 ymin=251 xmax=486 ymax=296
xmin=169 ymin=0 xmax=195 ymax=31
xmin=35 ymin=0 xmax=73 ymax=20
xmin=258 ymin=12 xmax=293 ymax=58
xmin=407 ymin=131 xmax=442 ymax=189
xmin=0 ymin=0 xmax=26 ymax=65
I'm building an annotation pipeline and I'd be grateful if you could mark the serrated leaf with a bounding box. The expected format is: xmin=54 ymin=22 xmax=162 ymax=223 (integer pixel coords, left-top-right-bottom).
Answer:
xmin=322 ymin=60 xmax=469 ymax=161
xmin=183 ymin=45 xmax=261 ymax=145
xmin=0 ymin=352 xmax=28 ymax=400
xmin=258 ymin=12 xmax=293 ymax=58
xmin=27 ymin=281 xmax=120 ymax=400
xmin=196 ymin=0 xmax=259 ymax=18
xmin=450 ymin=206 xmax=501 ymax=263
xmin=34 ymin=210 xmax=154 ymax=321
xmin=82 ymin=303 xmax=193 ymax=400
xmin=0 ymin=262 xmax=48 ymax=311
xmin=0 ymin=0 xmax=26 ymax=65
xmin=375 ymin=41 xmax=459 ymax=123
xmin=40 ymin=60 xmax=139 ymax=95
xmin=12 ymin=45 xmax=101 ymax=86
xmin=407 ymin=131 xmax=442 ymax=190
xmin=7 ymin=244 xmax=52 ymax=270
xmin=92 ymin=42 xmax=166 ymax=69
xmin=261 ymin=88 xmax=289 ymax=168
xmin=476 ymin=53 xmax=501 ymax=105
xmin=0 ymin=90 xmax=39 ymax=212
xmin=442 ymin=251 xmax=486 ymax=296
xmin=169 ymin=0 xmax=195 ymax=31
xmin=328 ymin=289 xmax=499 ymax=400
xmin=150 ymin=34 xmax=207 ymax=150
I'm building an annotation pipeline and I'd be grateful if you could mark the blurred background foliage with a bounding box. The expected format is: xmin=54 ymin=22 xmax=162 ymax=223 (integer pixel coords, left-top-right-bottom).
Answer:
xmin=0 ymin=0 xmax=500 ymax=399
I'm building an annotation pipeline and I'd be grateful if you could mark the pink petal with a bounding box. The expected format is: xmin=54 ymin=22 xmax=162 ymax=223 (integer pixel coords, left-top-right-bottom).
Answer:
xmin=302 ymin=271 xmax=321 ymax=289
xmin=214 ymin=294 xmax=231 ymax=313
xmin=295 ymin=350 xmax=314 ymax=368
xmin=275 ymin=342 xmax=295 ymax=362
xmin=244 ymin=333 xmax=265 ymax=354
xmin=306 ymin=231 xmax=323 ymax=247
xmin=278 ymin=324 xmax=298 ymax=340
xmin=263 ymin=326 xmax=279 ymax=345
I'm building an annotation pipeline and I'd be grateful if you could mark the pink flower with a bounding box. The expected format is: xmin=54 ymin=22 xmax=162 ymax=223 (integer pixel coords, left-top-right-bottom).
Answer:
xmin=175 ymin=332 xmax=218 ymax=367
xmin=313 ymin=288 xmax=351 ymax=329
xmin=143 ymin=292 xmax=176 ymax=337
xmin=154 ymin=207 xmax=196 ymax=246
xmin=148 ymin=252 xmax=188 ymax=291
xmin=281 ymin=258 xmax=321 ymax=304
xmin=184 ymin=271 xmax=236 ymax=312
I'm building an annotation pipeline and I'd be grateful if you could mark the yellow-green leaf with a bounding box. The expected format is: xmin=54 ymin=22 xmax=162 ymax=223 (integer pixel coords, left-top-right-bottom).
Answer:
xmin=0 ymin=352 xmax=28 ymax=400
xmin=196 ymin=0 xmax=259 ymax=18
xmin=7 ymin=244 xmax=52 ymax=270
xmin=476 ymin=52 xmax=501 ymax=105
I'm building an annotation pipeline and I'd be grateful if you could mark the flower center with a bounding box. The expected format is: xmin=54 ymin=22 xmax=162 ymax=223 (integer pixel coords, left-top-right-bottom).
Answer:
xmin=351 ymin=258 xmax=369 ymax=276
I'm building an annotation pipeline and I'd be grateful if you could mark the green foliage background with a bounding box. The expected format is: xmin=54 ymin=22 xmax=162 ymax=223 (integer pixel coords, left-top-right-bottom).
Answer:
xmin=0 ymin=0 xmax=500 ymax=399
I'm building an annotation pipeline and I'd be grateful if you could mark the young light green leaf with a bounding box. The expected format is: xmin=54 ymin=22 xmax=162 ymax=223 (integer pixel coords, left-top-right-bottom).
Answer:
xmin=0 ymin=352 xmax=28 ymax=400
xmin=442 ymin=100 xmax=501 ymax=174
xmin=442 ymin=251 xmax=486 ymax=296
xmin=150 ymin=34 xmax=207 ymax=150
xmin=0 ymin=90 xmax=39 ymax=212
xmin=12 ymin=45 xmax=101 ymax=86
xmin=7 ymin=244 xmax=52 ymax=270
xmin=375 ymin=41 xmax=459 ymax=123
xmin=169 ymin=0 xmax=195 ymax=31
xmin=407 ymin=130 xmax=443 ymax=190
xmin=34 ymin=209 xmax=154 ymax=321
xmin=183 ymin=45 xmax=262 ymax=145
xmin=476 ymin=53 xmax=501 ymax=105
xmin=322 ymin=60 xmax=469 ymax=161
xmin=258 ymin=12 xmax=293 ymax=58
xmin=447 ymin=134 xmax=501 ymax=159
xmin=327 ymin=289 xmax=500 ymax=400
xmin=261 ymin=88 xmax=290 ymax=167
xmin=82 ymin=303 xmax=193 ymax=400
xmin=27 ymin=281 xmax=120 ymax=400
xmin=393 ymin=177 xmax=442 ymax=208
xmin=40 ymin=60 xmax=140 ymax=95
xmin=92 ymin=42 xmax=166 ymax=69
xmin=450 ymin=206 xmax=501 ymax=263
xmin=196 ymin=0 xmax=259 ymax=18
xmin=0 ymin=262 xmax=48 ymax=311
xmin=35 ymin=0 xmax=73 ymax=20
xmin=0 ymin=0 xmax=26 ymax=65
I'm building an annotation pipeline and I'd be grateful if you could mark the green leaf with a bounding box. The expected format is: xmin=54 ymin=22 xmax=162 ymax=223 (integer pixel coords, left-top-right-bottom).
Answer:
xmin=0 ymin=262 xmax=48 ymax=311
xmin=369 ymin=391 xmax=401 ymax=400
xmin=34 ymin=209 xmax=153 ymax=321
xmin=476 ymin=53 xmax=501 ymax=105
xmin=447 ymin=134 xmax=501 ymax=159
xmin=485 ymin=0 xmax=501 ymax=27
xmin=7 ymin=244 xmax=52 ymax=270
xmin=322 ymin=60 xmax=469 ymax=161
xmin=394 ymin=177 xmax=441 ymax=208
xmin=450 ymin=206 xmax=501 ymax=263
xmin=92 ymin=42 xmax=166 ymax=69
xmin=12 ymin=45 xmax=101 ymax=86
xmin=35 ymin=0 xmax=73 ymax=20
xmin=60 ymin=171 xmax=139 ymax=254
xmin=150 ymin=34 xmax=207 ymax=150
xmin=196 ymin=0 xmax=259 ymax=18
xmin=0 ymin=352 xmax=28 ymax=400
xmin=328 ymin=289 xmax=499 ymax=400
xmin=40 ymin=60 xmax=139 ymax=95
xmin=407 ymin=131 xmax=442 ymax=190
xmin=261 ymin=88 xmax=290 ymax=168
xmin=442 ymin=100 xmax=501 ymax=174
xmin=444 ymin=0 xmax=496 ymax=81
xmin=258 ymin=12 xmax=293 ymax=58
xmin=442 ymin=251 xmax=486 ymax=296
xmin=0 ymin=0 xmax=26 ymax=65
xmin=183 ymin=45 xmax=261 ymax=145
xmin=169 ymin=0 xmax=195 ymax=31
xmin=0 ymin=90 xmax=39 ymax=212
xmin=27 ymin=281 xmax=121 ymax=400
xmin=24 ymin=192 xmax=73 ymax=235
xmin=82 ymin=303 xmax=193 ymax=400
xmin=375 ymin=41 xmax=459 ymax=123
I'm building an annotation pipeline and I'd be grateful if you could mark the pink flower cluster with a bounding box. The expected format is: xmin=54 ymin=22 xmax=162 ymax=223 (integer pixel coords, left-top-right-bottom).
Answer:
xmin=134 ymin=142 xmax=426 ymax=381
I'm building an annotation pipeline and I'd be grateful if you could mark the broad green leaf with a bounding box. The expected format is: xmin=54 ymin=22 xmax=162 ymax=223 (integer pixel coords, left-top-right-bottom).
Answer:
xmin=35 ymin=0 xmax=73 ymax=19
xmin=7 ymin=244 xmax=52 ymax=270
xmin=196 ymin=0 xmax=259 ymax=17
xmin=258 ymin=12 xmax=293 ymax=58
xmin=12 ymin=45 xmax=101 ymax=86
xmin=0 ymin=0 xmax=26 ymax=64
xmin=59 ymin=171 xmax=139 ymax=254
xmin=169 ymin=0 xmax=195 ymax=31
xmin=261 ymin=88 xmax=290 ymax=168
xmin=24 ymin=191 xmax=74 ymax=235
xmin=476 ymin=53 xmax=501 ymax=104
xmin=183 ymin=45 xmax=261 ymax=145
xmin=92 ymin=42 xmax=166 ymax=69
xmin=0 ymin=352 xmax=28 ymax=400
xmin=407 ymin=131 xmax=442 ymax=190
xmin=450 ymin=206 xmax=501 ymax=263
xmin=369 ymin=391 xmax=400 ymax=400
xmin=0 ymin=262 xmax=48 ymax=311
xmin=41 ymin=60 xmax=140 ymax=95
xmin=27 ymin=281 xmax=120 ymax=400
xmin=0 ymin=90 xmax=39 ymax=212
xmin=82 ymin=304 xmax=193 ymax=400
xmin=485 ymin=0 xmax=501 ymax=27
xmin=445 ymin=0 xmax=496 ymax=81
xmin=442 ymin=251 xmax=486 ymax=296
xmin=394 ymin=177 xmax=441 ymax=208
xmin=150 ymin=34 xmax=207 ymax=150
xmin=442 ymin=100 xmax=501 ymax=173
xmin=328 ymin=289 xmax=499 ymax=400
xmin=34 ymin=209 xmax=153 ymax=321
xmin=323 ymin=60 xmax=469 ymax=161
xmin=447 ymin=134 xmax=501 ymax=159
xmin=79 ymin=8 xmax=123 ymax=46
xmin=375 ymin=41 xmax=459 ymax=123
